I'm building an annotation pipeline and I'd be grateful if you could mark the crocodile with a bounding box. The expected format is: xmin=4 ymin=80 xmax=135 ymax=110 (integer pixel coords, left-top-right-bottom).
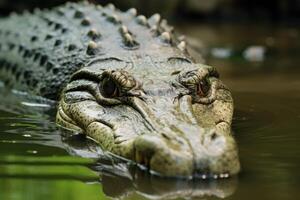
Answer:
xmin=0 ymin=1 xmax=240 ymax=178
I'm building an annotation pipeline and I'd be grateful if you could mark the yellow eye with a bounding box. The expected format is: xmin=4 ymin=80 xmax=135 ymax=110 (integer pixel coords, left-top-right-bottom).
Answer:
xmin=100 ymin=77 xmax=119 ymax=98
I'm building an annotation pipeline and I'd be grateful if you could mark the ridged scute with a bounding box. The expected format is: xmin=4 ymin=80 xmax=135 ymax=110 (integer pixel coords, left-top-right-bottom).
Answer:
xmin=0 ymin=2 xmax=189 ymax=100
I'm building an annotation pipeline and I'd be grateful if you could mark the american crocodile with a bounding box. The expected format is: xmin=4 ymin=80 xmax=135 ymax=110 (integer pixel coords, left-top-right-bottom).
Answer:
xmin=0 ymin=1 xmax=240 ymax=178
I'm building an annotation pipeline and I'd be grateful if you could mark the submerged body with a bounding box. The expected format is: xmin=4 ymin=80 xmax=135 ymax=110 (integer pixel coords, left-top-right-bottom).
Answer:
xmin=0 ymin=2 xmax=240 ymax=178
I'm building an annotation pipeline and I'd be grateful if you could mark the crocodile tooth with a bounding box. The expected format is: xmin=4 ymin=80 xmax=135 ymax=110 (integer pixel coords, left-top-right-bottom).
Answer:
xmin=127 ymin=8 xmax=137 ymax=16
xmin=136 ymin=15 xmax=147 ymax=26
xmin=86 ymin=41 xmax=99 ymax=55
xmin=148 ymin=13 xmax=161 ymax=26
xmin=177 ymin=41 xmax=186 ymax=51
xmin=160 ymin=32 xmax=171 ymax=43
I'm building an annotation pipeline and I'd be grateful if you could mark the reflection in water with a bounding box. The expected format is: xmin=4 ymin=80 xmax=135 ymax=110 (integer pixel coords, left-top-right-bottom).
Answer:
xmin=63 ymin=134 xmax=238 ymax=199
xmin=99 ymin=171 xmax=237 ymax=199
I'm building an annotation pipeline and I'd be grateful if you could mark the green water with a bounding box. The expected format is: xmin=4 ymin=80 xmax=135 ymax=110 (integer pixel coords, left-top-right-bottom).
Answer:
xmin=1 ymin=23 xmax=300 ymax=199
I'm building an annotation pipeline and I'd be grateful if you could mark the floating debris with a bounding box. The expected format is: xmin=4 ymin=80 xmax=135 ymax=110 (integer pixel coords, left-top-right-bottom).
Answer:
xmin=211 ymin=47 xmax=232 ymax=59
xmin=243 ymin=46 xmax=266 ymax=62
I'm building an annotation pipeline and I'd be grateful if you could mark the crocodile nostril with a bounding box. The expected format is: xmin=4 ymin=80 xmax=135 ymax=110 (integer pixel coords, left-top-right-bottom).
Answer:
xmin=134 ymin=134 xmax=194 ymax=176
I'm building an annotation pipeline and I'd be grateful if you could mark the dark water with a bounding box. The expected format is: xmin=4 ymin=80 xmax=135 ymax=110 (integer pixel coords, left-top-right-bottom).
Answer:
xmin=1 ymin=23 xmax=300 ymax=200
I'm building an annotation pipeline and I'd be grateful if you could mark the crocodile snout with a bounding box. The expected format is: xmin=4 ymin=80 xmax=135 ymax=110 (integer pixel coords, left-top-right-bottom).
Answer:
xmin=192 ymin=130 xmax=241 ymax=178
xmin=133 ymin=129 xmax=240 ymax=178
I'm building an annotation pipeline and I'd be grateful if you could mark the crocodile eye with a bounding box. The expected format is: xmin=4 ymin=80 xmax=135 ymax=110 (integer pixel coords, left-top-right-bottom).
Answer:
xmin=100 ymin=77 xmax=119 ymax=98
xmin=196 ymin=78 xmax=210 ymax=97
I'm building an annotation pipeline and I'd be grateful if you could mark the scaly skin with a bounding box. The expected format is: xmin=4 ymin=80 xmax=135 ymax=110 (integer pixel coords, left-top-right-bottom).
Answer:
xmin=0 ymin=1 xmax=240 ymax=178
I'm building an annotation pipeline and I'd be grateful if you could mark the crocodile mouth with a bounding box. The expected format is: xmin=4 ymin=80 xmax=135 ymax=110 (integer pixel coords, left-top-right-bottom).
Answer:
xmin=57 ymin=113 xmax=238 ymax=179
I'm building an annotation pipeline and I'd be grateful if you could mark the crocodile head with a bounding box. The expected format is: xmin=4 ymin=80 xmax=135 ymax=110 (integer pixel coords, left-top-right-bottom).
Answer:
xmin=57 ymin=58 xmax=240 ymax=178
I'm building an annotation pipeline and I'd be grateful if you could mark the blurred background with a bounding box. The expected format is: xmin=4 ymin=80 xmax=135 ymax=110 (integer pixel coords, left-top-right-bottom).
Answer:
xmin=0 ymin=0 xmax=300 ymax=23
xmin=0 ymin=0 xmax=300 ymax=73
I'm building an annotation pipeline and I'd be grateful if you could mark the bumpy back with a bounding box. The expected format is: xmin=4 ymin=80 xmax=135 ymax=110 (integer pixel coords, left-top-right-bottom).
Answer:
xmin=0 ymin=2 xmax=190 ymax=100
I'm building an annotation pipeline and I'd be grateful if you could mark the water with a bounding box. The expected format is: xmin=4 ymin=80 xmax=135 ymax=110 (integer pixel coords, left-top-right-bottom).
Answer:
xmin=1 ymin=23 xmax=300 ymax=199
